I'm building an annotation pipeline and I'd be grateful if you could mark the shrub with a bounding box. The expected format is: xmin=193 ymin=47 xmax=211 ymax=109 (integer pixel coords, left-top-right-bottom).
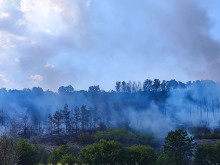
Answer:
xmin=194 ymin=142 xmax=220 ymax=165
xmin=78 ymin=132 xmax=94 ymax=145
xmin=30 ymin=137 xmax=49 ymax=164
xmin=0 ymin=135 xmax=19 ymax=165
xmin=59 ymin=154 xmax=76 ymax=165
xmin=93 ymin=128 xmax=157 ymax=146
xmin=54 ymin=137 xmax=66 ymax=145
xmin=17 ymin=138 xmax=39 ymax=165
xmin=126 ymin=145 xmax=157 ymax=165
xmin=157 ymin=154 xmax=176 ymax=165
xmin=48 ymin=145 xmax=74 ymax=165
xmin=79 ymin=139 xmax=126 ymax=164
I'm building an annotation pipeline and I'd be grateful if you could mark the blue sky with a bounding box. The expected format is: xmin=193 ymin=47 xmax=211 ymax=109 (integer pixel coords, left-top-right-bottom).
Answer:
xmin=0 ymin=0 xmax=220 ymax=91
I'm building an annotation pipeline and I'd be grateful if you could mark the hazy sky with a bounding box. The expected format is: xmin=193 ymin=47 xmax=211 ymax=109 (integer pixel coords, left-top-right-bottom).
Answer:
xmin=0 ymin=0 xmax=220 ymax=91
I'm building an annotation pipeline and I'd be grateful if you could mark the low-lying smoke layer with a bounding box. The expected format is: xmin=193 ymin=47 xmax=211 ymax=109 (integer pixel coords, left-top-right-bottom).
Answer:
xmin=0 ymin=79 xmax=220 ymax=138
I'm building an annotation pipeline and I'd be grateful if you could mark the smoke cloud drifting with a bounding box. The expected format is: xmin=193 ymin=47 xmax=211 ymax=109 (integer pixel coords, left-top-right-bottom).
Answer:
xmin=0 ymin=0 xmax=220 ymax=90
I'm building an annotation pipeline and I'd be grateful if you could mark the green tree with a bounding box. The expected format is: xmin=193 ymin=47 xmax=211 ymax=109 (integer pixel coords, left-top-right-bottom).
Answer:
xmin=17 ymin=138 xmax=39 ymax=165
xmin=59 ymin=154 xmax=76 ymax=165
xmin=30 ymin=137 xmax=49 ymax=165
xmin=126 ymin=145 xmax=157 ymax=165
xmin=48 ymin=145 xmax=70 ymax=165
xmin=79 ymin=140 xmax=126 ymax=165
xmin=0 ymin=135 xmax=19 ymax=165
xmin=157 ymin=154 xmax=176 ymax=165
xmin=163 ymin=129 xmax=196 ymax=165
xmin=194 ymin=142 xmax=220 ymax=165
xmin=93 ymin=129 xmax=156 ymax=146
xmin=78 ymin=132 xmax=94 ymax=145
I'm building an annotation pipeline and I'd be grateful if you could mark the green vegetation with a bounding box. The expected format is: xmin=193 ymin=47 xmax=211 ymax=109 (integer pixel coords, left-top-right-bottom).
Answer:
xmin=2 ymin=128 xmax=220 ymax=165
xmin=59 ymin=154 xmax=76 ymax=165
xmin=17 ymin=138 xmax=39 ymax=165
xmin=48 ymin=145 xmax=76 ymax=165
xmin=78 ymin=132 xmax=94 ymax=145
xmin=195 ymin=133 xmax=220 ymax=139
xmin=194 ymin=142 xmax=220 ymax=165
xmin=93 ymin=128 xmax=157 ymax=147
xmin=162 ymin=129 xmax=197 ymax=165
xmin=192 ymin=126 xmax=220 ymax=139
xmin=126 ymin=145 xmax=157 ymax=165
xmin=79 ymin=139 xmax=126 ymax=165
xmin=157 ymin=154 xmax=176 ymax=165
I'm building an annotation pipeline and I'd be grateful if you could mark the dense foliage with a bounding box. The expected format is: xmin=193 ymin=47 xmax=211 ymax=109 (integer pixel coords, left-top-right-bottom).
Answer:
xmin=162 ymin=129 xmax=197 ymax=165
xmin=194 ymin=142 xmax=220 ymax=165
xmin=17 ymin=139 xmax=39 ymax=165
xmin=1 ymin=129 xmax=212 ymax=165
xmin=93 ymin=129 xmax=157 ymax=147
xmin=126 ymin=145 xmax=157 ymax=165
xmin=79 ymin=140 xmax=126 ymax=165
xmin=48 ymin=145 xmax=76 ymax=165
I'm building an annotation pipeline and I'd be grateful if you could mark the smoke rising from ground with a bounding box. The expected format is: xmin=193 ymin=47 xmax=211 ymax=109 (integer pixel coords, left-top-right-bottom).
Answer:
xmin=0 ymin=80 xmax=220 ymax=138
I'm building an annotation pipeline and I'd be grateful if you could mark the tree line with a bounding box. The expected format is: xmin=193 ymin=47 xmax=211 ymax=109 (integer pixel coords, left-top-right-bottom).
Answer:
xmin=47 ymin=104 xmax=101 ymax=138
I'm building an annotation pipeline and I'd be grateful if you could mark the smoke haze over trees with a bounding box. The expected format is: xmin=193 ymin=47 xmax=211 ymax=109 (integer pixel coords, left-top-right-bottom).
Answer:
xmin=0 ymin=79 xmax=220 ymax=138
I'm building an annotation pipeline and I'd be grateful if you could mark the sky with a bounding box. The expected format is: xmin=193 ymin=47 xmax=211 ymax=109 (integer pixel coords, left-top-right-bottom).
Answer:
xmin=0 ymin=0 xmax=220 ymax=91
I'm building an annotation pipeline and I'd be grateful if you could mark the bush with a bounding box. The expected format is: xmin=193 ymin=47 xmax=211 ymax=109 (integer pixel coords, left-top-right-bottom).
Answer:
xmin=157 ymin=154 xmax=176 ymax=165
xmin=93 ymin=129 xmax=136 ymax=143
xmin=38 ymin=146 xmax=50 ymax=164
xmin=194 ymin=142 xmax=220 ymax=165
xmin=17 ymin=138 xmax=39 ymax=165
xmin=126 ymin=145 xmax=157 ymax=165
xmin=0 ymin=135 xmax=19 ymax=165
xmin=48 ymin=145 xmax=75 ymax=165
xmin=30 ymin=137 xmax=49 ymax=164
xmin=78 ymin=132 xmax=94 ymax=145
xmin=59 ymin=154 xmax=76 ymax=165
xmin=79 ymin=139 xmax=126 ymax=164
xmin=93 ymin=128 xmax=157 ymax=146
xmin=54 ymin=137 xmax=66 ymax=145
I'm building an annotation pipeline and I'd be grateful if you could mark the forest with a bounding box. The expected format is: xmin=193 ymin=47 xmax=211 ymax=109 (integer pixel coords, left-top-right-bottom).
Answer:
xmin=1 ymin=79 xmax=220 ymax=164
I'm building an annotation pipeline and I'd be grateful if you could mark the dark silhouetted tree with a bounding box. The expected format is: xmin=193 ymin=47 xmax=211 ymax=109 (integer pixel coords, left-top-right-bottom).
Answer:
xmin=88 ymin=85 xmax=100 ymax=93
xmin=143 ymin=79 xmax=152 ymax=92
xmin=47 ymin=114 xmax=53 ymax=135
xmin=58 ymin=85 xmax=74 ymax=95
xmin=53 ymin=111 xmax=63 ymax=135
xmin=163 ymin=129 xmax=197 ymax=165
xmin=115 ymin=81 xmax=121 ymax=92
xmin=80 ymin=105 xmax=89 ymax=132
xmin=73 ymin=106 xmax=81 ymax=139
xmin=61 ymin=104 xmax=70 ymax=135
